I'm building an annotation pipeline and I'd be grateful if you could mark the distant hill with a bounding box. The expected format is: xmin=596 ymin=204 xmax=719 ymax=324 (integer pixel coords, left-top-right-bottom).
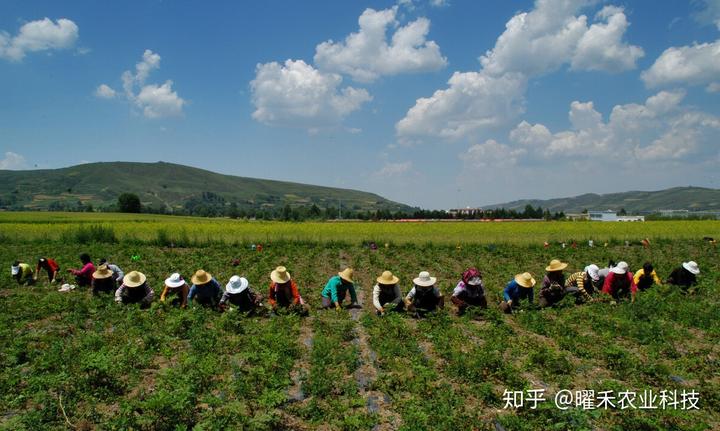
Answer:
xmin=485 ymin=187 xmax=720 ymax=214
xmin=0 ymin=161 xmax=414 ymax=213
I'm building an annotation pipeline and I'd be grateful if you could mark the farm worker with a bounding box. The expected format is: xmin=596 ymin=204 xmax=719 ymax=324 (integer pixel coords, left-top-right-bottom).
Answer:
xmin=99 ymin=258 xmax=124 ymax=286
xmin=92 ymin=264 xmax=117 ymax=295
xmin=188 ymin=269 xmax=223 ymax=309
xmin=665 ymin=261 xmax=700 ymax=292
xmin=220 ymin=275 xmax=264 ymax=313
xmin=268 ymin=266 xmax=309 ymax=316
xmin=580 ymin=264 xmax=604 ymax=295
xmin=601 ymin=262 xmax=637 ymax=302
xmin=451 ymin=267 xmax=487 ymax=315
xmin=160 ymin=273 xmax=189 ymax=308
xmin=538 ymin=259 xmax=569 ymax=308
xmin=633 ymin=262 xmax=662 ymax=291
xmin=405 ymin=271 xmax=444 ymax=317
xmin=11 ymin=261 xmax=34 ymax=285
xmin=321 ymin=268 xmax=360 ymax=310
xmin=372 ymin=270 xmax=404 ymax=316
xmin=563 ymin=267 xmax=596 ymax=304
xmin=500 ymin=272 xmax=536 ymax=314
xmin=35 ymin=257 xmax=60 ymax=283
xmin=67 ymin=253 xmax=95 ymax=287
xmin=115 ymin=271 xmax=154 ymax=308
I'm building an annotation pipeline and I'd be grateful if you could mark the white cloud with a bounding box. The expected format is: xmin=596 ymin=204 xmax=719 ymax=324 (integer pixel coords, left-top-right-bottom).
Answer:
xmin=314 ymin=7 xmax=446 ymax=82
xmin=0 ymin=152 xmax=27 ymax=170
xmin=98 ymin=50 xmax=186 ymax=119
xmin=695 ymin=0 xmax=720 ymax=30
xmin=395 ymin=71 xmax=527 ymax=139
xmin=94 ymin=84 xmax=116 ymax=99
xmin=504 ymin=90 xmax=720 ymax=161
xmin=373 ymin=161 xmax=413 ymax=177
xmin=397 ymin=0 xmax=643 ymax=141
xmin=460 ymin=139 xmax=525 ymax=169
xmin=251 ymin=59 xmax=371 ymax=129
xmin=0 ymin=18 xmax=78 ymax=62
xmin=641 ymin=40 xmax=720 ymax=88
xmin=707 ymin=82 xmax=720 ymax=93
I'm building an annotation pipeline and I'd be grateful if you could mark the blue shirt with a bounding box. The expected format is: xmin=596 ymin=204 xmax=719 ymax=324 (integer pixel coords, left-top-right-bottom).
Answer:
xmin=188 ymin=278 xmax=222 ymax=304
xmin=321 ymin=275 xmax=357 ymax=303
xmin=503 ymin=280 xmax=534 ymax=304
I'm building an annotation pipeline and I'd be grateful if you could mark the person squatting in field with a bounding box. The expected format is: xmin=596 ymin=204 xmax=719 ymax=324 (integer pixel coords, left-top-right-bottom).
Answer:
xmin=67 ymin=253 xmax=95 ymax=287
xmin=92 ymin=264 xmax=118 ymax=295
xmin=633 ymin=262 xmax=662 ymax=291
xmin=405 ymin=271 xmax=444 ymax=318
xmin=563 ymin=265 xmax=597 ymax=304
xmin=538 ymin=259 xmax=571 ymax=308
xmin=188 ymin=270 xmax=223 ymax=309
xmin=35 ymin=257 xmax=60 ymax=283
xmin=373 ymin=270 xmax=404 ymax=316
xmin=602 ymin=261 xmax=637 ymax=303
xmin=160 ymin=273 xmax=190 ymax=308
xmin=500 ymin=272 xmax=536 ymax=313
xmin=268 ymin=266 xmax=310 ymax=316
xmin=115 ymin=271 xmax=154 ymax=308
xmin=666 ymin=261 xmax=700 ymax=293
xmin=11 ymin=261 xmax=34 ymax=285
xmin=99 ymin=258 xmax=124 ymax=287
xmin=451 ymin=267 xmax=487 ymax=316
xmin=220 ymin=275 xmax=264 ymax=314
xmin=321 ymin=268 xmax=360 ymax=310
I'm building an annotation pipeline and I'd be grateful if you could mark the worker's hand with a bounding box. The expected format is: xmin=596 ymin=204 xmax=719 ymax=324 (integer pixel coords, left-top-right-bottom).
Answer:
xmin=610 ymin=300 xmax=617 ymax=305
xmin=335 ymin=302 xmax=341 ymax=311
xmin=379 ymin=306 xmax=385 ymax=314
xmin=507 ymin=300 xmax=513 ymax=307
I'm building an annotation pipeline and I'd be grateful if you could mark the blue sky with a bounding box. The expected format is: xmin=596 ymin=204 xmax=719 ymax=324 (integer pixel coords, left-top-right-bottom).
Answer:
xmin=1 ymin=0 xmax=719 ymax=209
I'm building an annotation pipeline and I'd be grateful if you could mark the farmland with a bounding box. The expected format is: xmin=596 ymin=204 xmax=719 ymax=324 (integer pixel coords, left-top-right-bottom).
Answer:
xmin=1 ymin=214 xmax=719 ymax=430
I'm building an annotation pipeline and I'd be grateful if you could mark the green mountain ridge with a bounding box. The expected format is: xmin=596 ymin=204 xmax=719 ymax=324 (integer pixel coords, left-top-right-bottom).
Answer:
xmin=0 ymin=161 xmax=414 ymax=213
xmin=485 ymin=187 xmax=720 ymax=213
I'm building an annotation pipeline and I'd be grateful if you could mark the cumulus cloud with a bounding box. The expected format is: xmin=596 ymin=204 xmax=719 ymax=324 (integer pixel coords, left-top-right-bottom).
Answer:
xmin=0 ymin=152 xmax=27 ymax=170
xmin=373 ymin=161 xmax=413 ymax=177
xmin=98 ymin=50 xmax=186 ymax=119
xmin=251 ymin=59 xmax=372 ymax=129
xmin=314 ymin=7 xmax=446 ymax=82
xmin=641 ymin=40 xmax=720 ymax=88
xmin=0 ymin=18 xmax=78 ymax=62
xmin=460 ymin=139 xmax=525 ymax=169
xmin=397 ymin=0 xmax=643 ymax=141
xmin=94 ymin=84 xmax=116 ymax=99
xmin=694 ymin=0 xmax=720 ymax=30
xmin=503 ymin=90 xmax=720 ymax=161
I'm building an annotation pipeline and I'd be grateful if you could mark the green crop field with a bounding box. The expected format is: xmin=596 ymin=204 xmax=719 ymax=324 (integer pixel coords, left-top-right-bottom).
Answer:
xmin=1 ymin=214 xmax=719 ymax=430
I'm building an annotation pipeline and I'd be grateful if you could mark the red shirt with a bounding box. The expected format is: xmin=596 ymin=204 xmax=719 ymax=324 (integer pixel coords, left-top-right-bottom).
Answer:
xmin=602 ymin=272 xmax=637 ymax=295
xmin=45 ymin=259 xmax=59 ymax=272
xmin=268 ymin=280 xmax=301 ymax=307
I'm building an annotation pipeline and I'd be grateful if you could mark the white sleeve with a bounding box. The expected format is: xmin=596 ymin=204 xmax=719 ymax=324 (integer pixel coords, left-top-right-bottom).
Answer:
xmin=452 ymin=282 xmax=464 ymax=297
xmin=372 ymin=285 xmax=382 ymax=310
xmin=406 ymin=286 xmax=416 ymax=300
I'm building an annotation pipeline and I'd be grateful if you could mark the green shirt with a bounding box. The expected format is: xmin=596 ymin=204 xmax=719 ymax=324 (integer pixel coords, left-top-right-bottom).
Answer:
xmin=321 ymin=275 xmax=357 ymax=303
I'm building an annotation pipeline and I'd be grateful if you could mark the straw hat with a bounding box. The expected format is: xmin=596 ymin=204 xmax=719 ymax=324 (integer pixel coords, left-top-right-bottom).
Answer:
xmin=413 ymin=271 xmax=437 ymax=287
xmin=611 ymin=261 xmax=629 ymax=275
xmin=514 ymin=272 xmax=536 ymax=288
xmin=93 ymin=264 xmax=113 ymax=280
xmin=376 ymin=270 xmax=399 ymax=285
xmin=226 ymin=275 xmax=249 ymax=294
xmin=164 ymin=273 xmax=185 ymax=288
xmin=682 ymin=261 xmax=700 ymax=275
xmin=123 ymin=271 xmax=147 ymax=288
xmin=271 ymin=266 xmax=291 ymax=284
xmin=545 ymin=259 xmax=568 ymax=272
xmin=191 ymin=269 xmax=212 ymax=285
xmin=338 ymin=268 xmax=354 ymax=283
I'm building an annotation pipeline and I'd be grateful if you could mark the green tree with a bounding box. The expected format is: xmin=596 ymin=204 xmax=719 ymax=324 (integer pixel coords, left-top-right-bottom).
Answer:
xmin=117 ymin=193 xmax=141 ymax=213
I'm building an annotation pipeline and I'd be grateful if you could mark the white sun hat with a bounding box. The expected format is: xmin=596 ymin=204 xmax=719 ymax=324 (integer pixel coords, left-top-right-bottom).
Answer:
xmin=584 ymin=264 xmax=600 ymax=282
xmin=164 ymin=273 xmax=186 ymax=288
xmin=413 ymin=271 xmax=437 ymax=287
xmin=611 ymin=261 xmax=629 ymax=275
xmin=226 ymin=275 xmax=249 ymax=294
xmin=682 ymin=261 xmax=700 ymax=275
xmin=11 ymin=265 xmax=20 ymax=276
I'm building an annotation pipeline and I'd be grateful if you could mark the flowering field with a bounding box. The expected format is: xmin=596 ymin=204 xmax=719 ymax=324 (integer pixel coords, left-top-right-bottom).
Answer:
xmin=1 ymin=215 xmax=719 ymax=430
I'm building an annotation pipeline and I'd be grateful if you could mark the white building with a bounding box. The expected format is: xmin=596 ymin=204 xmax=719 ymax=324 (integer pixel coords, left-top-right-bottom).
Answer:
xmin=588 ymin=210 xmax=644 ymax=222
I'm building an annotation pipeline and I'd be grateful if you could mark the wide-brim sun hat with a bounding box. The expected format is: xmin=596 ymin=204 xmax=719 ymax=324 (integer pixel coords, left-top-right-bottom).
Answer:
xmin=546 ymin=259 xmax=568 ymax=272
xmin=338 ymin=268 xmax=354 ymax=283
xmin=226 ymin=275 xmax=249 ymax=294
xmin=11 ymin=265 xmax=20 ymax=276
xmin=683 ymin=261 xmax=700 ymax=275
xmin=584 ymin=264 xmax=600 ymax=282
xmin=376 ymin=270 xmax=399 ymax=285
xmin=191 ymin=269 xmax=212 ymax=285
xmin=165 ymin=273 xmax=185 ymax=288
xmin=515 ymin=272 xmax=536 ymax=288
xmin=611 ymin=261 xmax=629 ymax=275
xmin=413 ymin=271 xmax=437 ymax=287
xmin=271 ymin=266 xmax=291 ymax=283
xmin=123 ymin=271 xmax=147 ymax=288
xmin=93 ymin=264 xmax=113 ymax=280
